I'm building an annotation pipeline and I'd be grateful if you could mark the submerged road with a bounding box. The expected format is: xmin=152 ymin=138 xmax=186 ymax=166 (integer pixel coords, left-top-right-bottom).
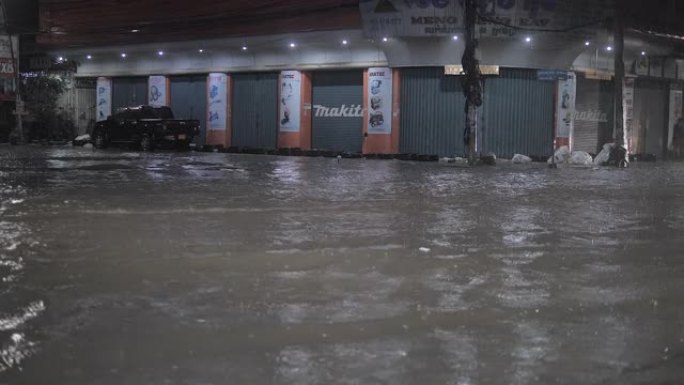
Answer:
xmin=1 ymin=146 xmax=683 ymax=384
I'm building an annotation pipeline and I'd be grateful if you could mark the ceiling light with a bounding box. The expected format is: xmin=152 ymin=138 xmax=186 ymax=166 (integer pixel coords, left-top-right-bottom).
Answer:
xmin=198 ymin=49 xmax=204 ymax=53
xmin=342 ymin=40 xmax=348 ymax=45
xmin=57 ymin=56 xmax=64 ymax=62
xmin=242 ymin=46 xmax=248 ymax=51
xmin=606 ymin=46 xmax=613 ymax=51
xmin=130 ymin=29 xmax=140 ymax=33
xmin=584 ymin=41 xmax=590 ymax=46
xmin=641 ymin=51 xmax=646 ymax=56
xmin=158 ymin=51 xmax=164 ymax=56
xmin=121 ymin=53 xmax=127 ymax=58
xmin=382 ymin=37 xmax=388 ymax=42
xmin=525 ymin=36 xmax=532 ymax=43
xmin=452 ymin=35 xmax=459 ymax=41
xmin=289 ymin=42 xmax=296 ymax=48
xmin=86 ymin=55 xmax=92 ymax=60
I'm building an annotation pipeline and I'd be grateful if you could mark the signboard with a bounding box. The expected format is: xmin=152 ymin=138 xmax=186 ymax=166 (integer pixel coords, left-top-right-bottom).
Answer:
xmin=538 ymin=69 xmax=569 ymax=81
xmin=556 ymin=72 xmax=576 ymax=141
xmin=360 ymin=0 xmax=610 ymax=38
xmin=445 ymin=64 xmax=499 ymax=75
xmin=148 ymin=76 xmax=168 ymax=107
xmin=207 ymin=73 xmax=228 ymax=131
xmin=96 ymin=77 xmax=112 ymax=121
xmin=367 ymin=67 xmax=393 ymax=134
xmin=279 ymin=71 xmax=302 ymax=133
xmin=0 ymin=35 xmax=18 ymax=59
xmin=623 ymin=78 xmax=635 ymax=153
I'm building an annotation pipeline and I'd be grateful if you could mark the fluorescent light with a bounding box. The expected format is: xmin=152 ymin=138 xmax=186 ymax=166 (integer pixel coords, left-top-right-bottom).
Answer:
xmin=130 ymin=29 xmax=140 ymax=33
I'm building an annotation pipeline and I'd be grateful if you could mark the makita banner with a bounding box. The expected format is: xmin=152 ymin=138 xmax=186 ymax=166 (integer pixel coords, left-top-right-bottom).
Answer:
xmin=207 ymin=73 xmax=228 ymax=131
xmin=148 ymin=76 xmax=168 ymax=107
xmin=367 ymin=67 xmax=393 ymax=134
xmin=360 ymin=0 xmax=611 ymax=38
xmin=96 ymin=77 xmax=112 ymax=122
xmin=279 ymin=71 xmax=301 ymax=133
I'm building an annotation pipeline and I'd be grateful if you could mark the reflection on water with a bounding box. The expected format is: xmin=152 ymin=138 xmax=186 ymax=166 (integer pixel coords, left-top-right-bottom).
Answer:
xmin=0 ymin=146 xmax=683 ymax=384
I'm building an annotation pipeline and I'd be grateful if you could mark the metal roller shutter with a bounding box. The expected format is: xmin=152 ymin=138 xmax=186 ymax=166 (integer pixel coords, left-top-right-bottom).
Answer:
xmin=232 ymin=73 xmax=278 ymax=149
xmin=171 ymin=75 xmax=207 ymax=146
xmin=400 ymin=67 xmax=466 ymax=157
xmin=112 ymin=77 xmax=147 ymax=111
xmin=481 ymin=69 xmax=554 ymax=159
xmin=312 ymin=71 xmax=363 ymax=153
xmin=573 ymin=77 xmax=613 ymax=154
xmin=634 ymin=79 xmax=668 ymax=157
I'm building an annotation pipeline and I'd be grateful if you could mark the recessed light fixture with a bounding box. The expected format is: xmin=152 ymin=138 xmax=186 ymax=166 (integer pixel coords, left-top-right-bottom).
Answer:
xmin=242 ymin=45 xmax=248 ymax=51
xmin=86 ymin=55 xmax=92 ymax=60
xmin=606 ymin=46 xmax=613 ymax=51
xmin=382 ymin=37 xmax=388 ymax=42
xmin=198 ymin=49 xmax=204 ymax=53
xmin=57 ymin=56 xmax=64 ymax=62
xmin=452 ymin=35 xmax=459 ymax=41
xmin=641 ymin=51 xmax=646 ymax=56
xmin=158 ymin=51 xmax=164 ymax=56
xmin=342 ymin=39 xmax=348 ymax=45
xmin=289 ymin=42 xmax=296 ymax=48
xmin=121 ymin=53 xmax=127 ymax=58
xmin=585 ymin=41 xmax=590 ymax=46
xmin=525 ymin=36 xmax=532 ymax=43
xmin=130 ymin=29 xmax=140 ymax=33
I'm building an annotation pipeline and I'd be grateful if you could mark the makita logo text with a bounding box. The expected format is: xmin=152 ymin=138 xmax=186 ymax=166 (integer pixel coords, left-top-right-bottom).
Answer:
xmin=574 ymin=110 xmax=608 ymax=123
xmin=313 ymin=104 xmax=363 ymax=118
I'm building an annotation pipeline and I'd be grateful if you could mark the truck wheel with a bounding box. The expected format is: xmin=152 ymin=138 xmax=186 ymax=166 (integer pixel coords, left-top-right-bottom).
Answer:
xmin=94 ymin=131 xmax=107 ymax=149
xmin=140 ymin=135 xmax=153 ymax=152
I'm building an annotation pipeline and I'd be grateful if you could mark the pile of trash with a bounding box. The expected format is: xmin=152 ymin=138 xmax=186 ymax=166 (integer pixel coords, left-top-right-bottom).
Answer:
xmin=546 ymin=144 xmax=628 ymax=167
xmin=72 ymin=134 xmax=91 ymax=146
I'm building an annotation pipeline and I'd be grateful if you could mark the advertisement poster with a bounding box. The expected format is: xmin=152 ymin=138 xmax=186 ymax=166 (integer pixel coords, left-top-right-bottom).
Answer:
xmin=668 ymin=89 xmax=682 ymax=150
xmin=367 ymin=67 xmax=393 ymax=134
xmin=279 ymin=71 xmax=301 ymax=133
xmin=623 ymin=78 xmax=635 ymax=153
xmin=556 ymin=72 xmax=576 ymax=141
xmin=96 ymin=77 xmax=112 ymax=122
xmin=207 ymin=73 xmax=228 ymax=131
xmin=148 ymin=76 xmax=167 ymax=107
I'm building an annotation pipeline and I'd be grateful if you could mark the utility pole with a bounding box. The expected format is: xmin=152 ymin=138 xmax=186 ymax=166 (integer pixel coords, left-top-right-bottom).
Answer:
xmin=0 ymin=0 xmax=23 ymax=143
xmin=462 ymin=0 xmax=482 ymax=165
xmin=613 ymin=3 xmax=626 ymax=164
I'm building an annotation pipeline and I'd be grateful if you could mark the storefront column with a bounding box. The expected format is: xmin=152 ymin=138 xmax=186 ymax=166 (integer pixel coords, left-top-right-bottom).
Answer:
xmin=278 ymin=70 xmax=312 ymax=150
xmin=205 ymin=73 xmax=231 ymax=147
xmin=363 ymin=67 xmax=399 ymax=154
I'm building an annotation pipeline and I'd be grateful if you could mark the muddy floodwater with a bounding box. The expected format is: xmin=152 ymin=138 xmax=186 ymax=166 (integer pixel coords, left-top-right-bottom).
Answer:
xmin=1 ymin=146 xmax=683 ymax=384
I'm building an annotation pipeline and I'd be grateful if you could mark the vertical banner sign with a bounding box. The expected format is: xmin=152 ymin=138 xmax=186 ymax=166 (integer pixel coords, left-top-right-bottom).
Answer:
xmin=279 ymin=71 xmax=302 ymax=133
xmin=623 ymin=78 xmax=635 ymax=153
xmin=668 ymin=89 xmax=682 ymax=150
xmin=367 ymin=67 xmax=393 ymax=134
xmin=556 ymin=72 xmax=576 ymax=147
xmin=148 ymin=76 xmax=167 ymax=107
xmin=96 ymin=77 xmax=112 ymax=122
xmin=207 ymin=73 xmax=228 ymax=131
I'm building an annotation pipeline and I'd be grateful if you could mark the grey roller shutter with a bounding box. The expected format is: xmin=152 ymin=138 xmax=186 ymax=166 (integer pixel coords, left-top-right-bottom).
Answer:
xmin=112 ymin=77 xmax=147 ymax=111
xmin=170 ymin=75 xmax=208 ymax=146
xmin=232 ymin=73 xmax=278 ymax=149
xmin=312 ymin=71 xmax=363 ymax=153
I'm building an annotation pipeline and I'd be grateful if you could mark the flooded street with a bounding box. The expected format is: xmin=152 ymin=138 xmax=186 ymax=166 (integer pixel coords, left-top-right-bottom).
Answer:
xmin=1 ymin=146 xmax=683 ymax=384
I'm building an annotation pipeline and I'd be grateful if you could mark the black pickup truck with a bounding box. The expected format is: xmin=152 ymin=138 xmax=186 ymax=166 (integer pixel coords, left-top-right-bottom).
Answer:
xmin=92 ymin=106 xmax=200 ymax=151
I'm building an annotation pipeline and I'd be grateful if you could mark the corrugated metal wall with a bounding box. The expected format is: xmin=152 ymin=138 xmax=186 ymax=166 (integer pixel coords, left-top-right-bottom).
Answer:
xmin=232 ymin=73 xmax=278 ymax=149
xmin=171 ymin=75 xmax=207 ymax=146
xmin=112 ymin=77 xmax=147 ymax=111
xmin=76 ymin=86 xmax=96 ymax=135
xmin=481 ymin=69 xmax=554 ymax=158
xmin=573 ymin=77 xmax=613 ymax=154
xmin=312 ymin=71 xmax=364 ymax=153
xmin=634 ymin=79 xmax=668 ymax=156
xmin=400 ymin=67 xmax=466 ymax=157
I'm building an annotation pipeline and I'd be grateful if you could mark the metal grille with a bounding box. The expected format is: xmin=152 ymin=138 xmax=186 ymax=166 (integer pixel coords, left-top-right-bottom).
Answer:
xmin=232 ymin=73 xmax=278 ymax=149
